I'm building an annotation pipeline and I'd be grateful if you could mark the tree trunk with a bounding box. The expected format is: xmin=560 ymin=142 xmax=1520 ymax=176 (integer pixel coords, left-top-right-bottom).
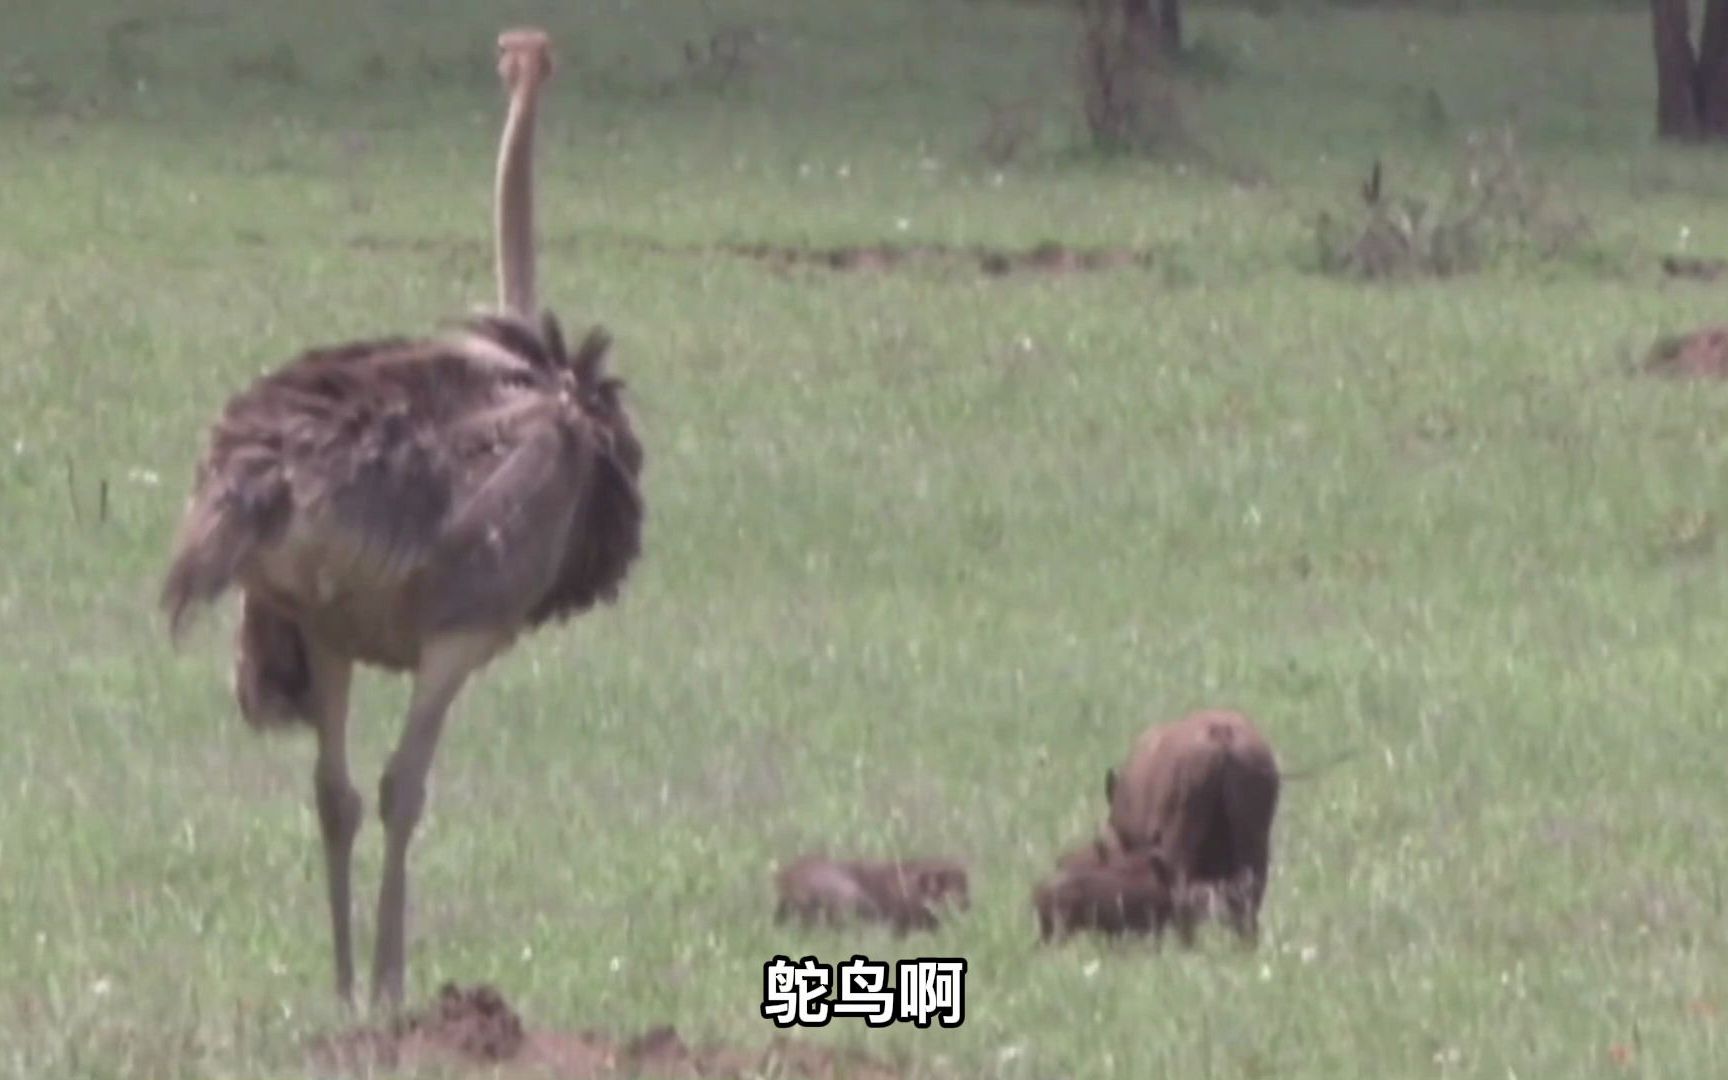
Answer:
xmin=1159 ymin=0 xmax=1183 ymax=55
xmin=1653 ymin=0 xmax=1728 ymax=140
xmin=1115 ymin=0 xmax=1181 ymax=60
xmin=1698 ymin=0 xmax=1728 ymax=135
xmin=1654 ymin=0 xmax=1700 ymax=139
xmin=1121 ymin=0 xmax=1158 ymax=62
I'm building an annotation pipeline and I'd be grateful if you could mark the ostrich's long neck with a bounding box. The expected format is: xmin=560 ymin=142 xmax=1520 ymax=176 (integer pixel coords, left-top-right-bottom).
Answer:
xmin=494 ymin=78 xmax=541 ymax=319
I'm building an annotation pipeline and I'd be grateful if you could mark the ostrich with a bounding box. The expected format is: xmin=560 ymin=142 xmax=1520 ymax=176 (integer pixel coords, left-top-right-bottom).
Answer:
xmin=159 ymin=28 xmax=644 ymax=1008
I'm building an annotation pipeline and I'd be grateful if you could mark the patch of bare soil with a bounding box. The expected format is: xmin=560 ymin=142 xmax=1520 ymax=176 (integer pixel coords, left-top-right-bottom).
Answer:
xmin=309 ymin=983 xmax=904 ymax=1079
xmin=718 ymin=239 xmax=1154 ymax=277
xmin=1643 ymin=326 xmax=1728 ymax=379
xmin=336 ymin=232 xmax=1153 ymax=279
xmin=1660 ymin=254 xmax=1728 ymax=282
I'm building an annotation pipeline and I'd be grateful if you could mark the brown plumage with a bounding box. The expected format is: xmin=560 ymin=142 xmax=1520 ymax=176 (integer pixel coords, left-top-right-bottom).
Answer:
xmin=1102 ymin=709 xmax=1280 ymax=946
xmin=165 ymin=317 xmax=640 ymax=672
xmin=159 ymin=28 xmax=642 ymax=1009
xmin=1031 ymin=846 xmax=1178 ymax=944
xmin=773 ymin=855 xmax=970 ymax=936
xmin=1052 ymin=836 xmax=1115 ymax=873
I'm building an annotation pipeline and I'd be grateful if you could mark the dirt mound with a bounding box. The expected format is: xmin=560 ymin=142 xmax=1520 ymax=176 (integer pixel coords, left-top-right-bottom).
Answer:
xmin=1643 ymin=326 xmax=1728 ymax=379
xmin=720 ymin=239 xmax=1154 ymax=277
xmin=309 ymin=982 xmax=903 ymax=1079
xmin=1660 ymin=254 xmax=1728 ymax=282
xmin=615 ymin=1024 xmax=904 ymax=1079
xmin=341 ymin=232 xmax=1153 ymax=279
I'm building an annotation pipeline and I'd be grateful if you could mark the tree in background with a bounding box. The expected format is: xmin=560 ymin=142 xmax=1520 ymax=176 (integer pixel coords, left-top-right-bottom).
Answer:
xmin=1652 ymin=0 xmax=1728 ymax=139
xmin=1079 ymin=0 xmax=1184 ymax=150
xmin=1074 ymin=0 xmax=1198 ymax=154
xmin=1120 ymin=0 xmax=1182 ymax=56
xmin=1159 ymin=0 xmax=1182 ymax=55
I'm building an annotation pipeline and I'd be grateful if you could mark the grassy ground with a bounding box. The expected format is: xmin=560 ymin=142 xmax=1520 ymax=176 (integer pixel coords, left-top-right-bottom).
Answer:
xmin=5 ymin=1 xmax=1728 ymax=1076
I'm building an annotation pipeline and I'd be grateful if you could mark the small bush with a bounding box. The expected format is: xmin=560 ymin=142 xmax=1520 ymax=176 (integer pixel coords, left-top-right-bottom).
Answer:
xmin=978 ymin=98 xmax=1041 ymax=166
xmin=1313 ymin=125 xmax=1592 ymax=280
xmin=676 ymin=26 xmax=769 ymax=94
xmin=1171 ymin=35 xmax=1240 ymax=85
xmin=227 ymin=44 xmax=304 ymax=87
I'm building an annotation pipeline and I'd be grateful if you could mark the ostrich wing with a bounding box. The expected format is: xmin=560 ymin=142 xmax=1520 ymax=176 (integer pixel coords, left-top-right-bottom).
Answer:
xmin=173 ymin=329 xmax=550 ymax=606
xmin=253 ymin=342 xmax=541 ymax=587
xmin=418 ymin=395 xmax=598 ymax=633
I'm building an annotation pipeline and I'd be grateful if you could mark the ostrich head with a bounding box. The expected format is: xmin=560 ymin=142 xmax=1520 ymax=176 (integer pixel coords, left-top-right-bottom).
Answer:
xmin=497 ymin=28 xmax=554 ymax=94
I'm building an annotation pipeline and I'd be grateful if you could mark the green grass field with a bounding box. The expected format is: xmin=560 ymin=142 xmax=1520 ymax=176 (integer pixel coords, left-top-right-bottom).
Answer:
xmin=6 ymin=1 xmax=1728 ymax=1076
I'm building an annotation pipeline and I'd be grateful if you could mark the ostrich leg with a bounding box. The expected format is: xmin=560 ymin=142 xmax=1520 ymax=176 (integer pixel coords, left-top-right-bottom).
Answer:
xmin=370 ymin=632 xmax=497 ymax=1008
xmin=307 ymin=642 xmax=361 ymax=1003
